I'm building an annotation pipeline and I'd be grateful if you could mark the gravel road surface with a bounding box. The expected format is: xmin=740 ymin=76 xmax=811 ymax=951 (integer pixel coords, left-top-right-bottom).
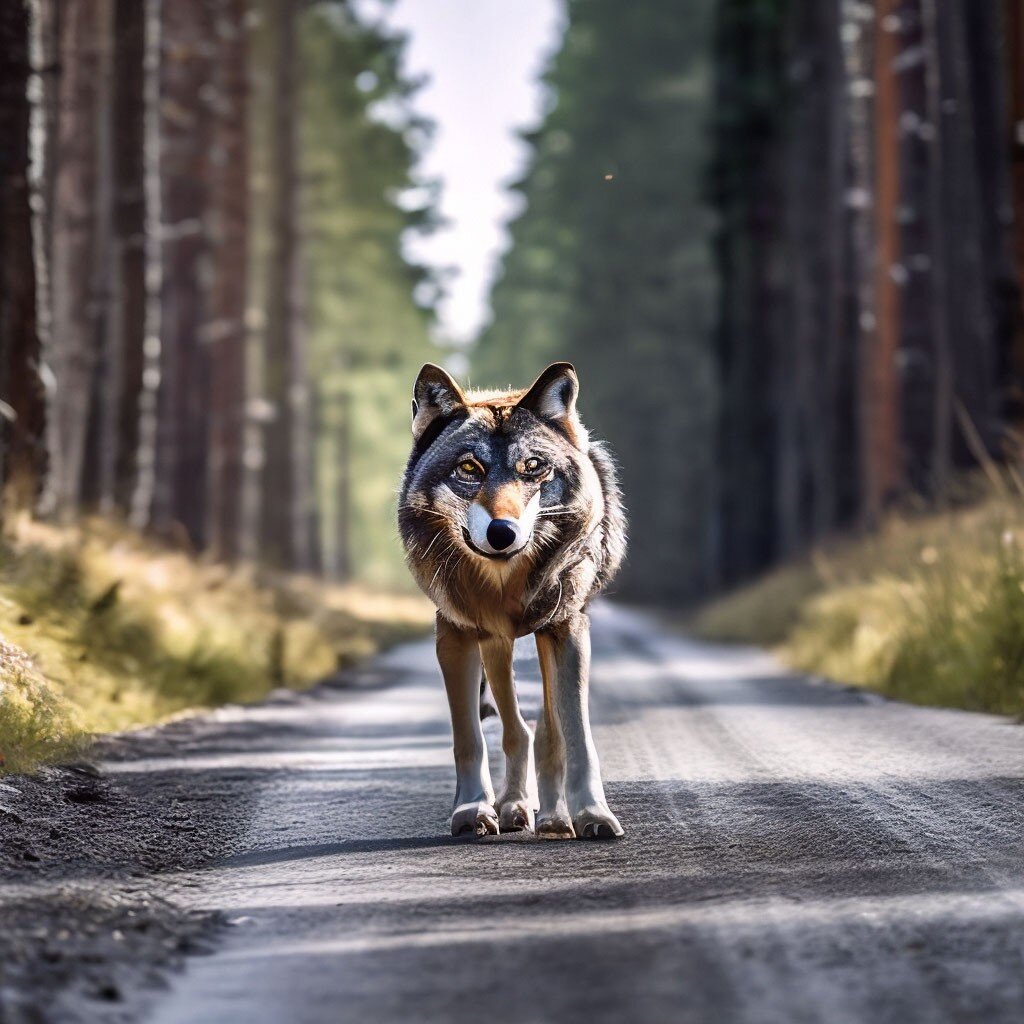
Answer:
xmin=124 ymin=604 xmax=1024 ymax=1024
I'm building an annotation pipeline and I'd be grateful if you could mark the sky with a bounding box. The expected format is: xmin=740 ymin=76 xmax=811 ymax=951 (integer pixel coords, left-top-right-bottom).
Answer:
xmin=374 ymin=0 xmax=565 ymax=348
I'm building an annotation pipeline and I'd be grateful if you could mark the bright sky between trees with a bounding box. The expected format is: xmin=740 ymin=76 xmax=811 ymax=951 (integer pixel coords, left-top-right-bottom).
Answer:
xmin=375 ymin=0 xmax=564 ymax=350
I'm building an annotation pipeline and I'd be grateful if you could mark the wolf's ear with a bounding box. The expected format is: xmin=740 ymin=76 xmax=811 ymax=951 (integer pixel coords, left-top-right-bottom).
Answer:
xmin=516 ymin=362 xmax=586 ymax=447
xmin=411 ymin=363 xmax=467 ymax=442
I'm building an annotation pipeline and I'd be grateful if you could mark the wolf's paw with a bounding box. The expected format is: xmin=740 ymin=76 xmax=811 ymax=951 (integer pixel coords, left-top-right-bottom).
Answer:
xmin=497 ymin=798 xmax=535 ymax=834
xmin=451 ymin=801 xmax=499 ymax=838
xmin=535 ymin=811 xmax=576 ymax=840
xmin=572 ymin=804 xmax=624 ymax=840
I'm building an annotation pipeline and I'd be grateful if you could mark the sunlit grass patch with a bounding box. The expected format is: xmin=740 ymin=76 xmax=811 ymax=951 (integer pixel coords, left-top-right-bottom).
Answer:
xmin=691 ymin=493 xmax=1024 ymax=716
xmin=0 ymin=517 xmax=433 ymax=774
xmin=0 ymin=638 xmax=83 ymax=774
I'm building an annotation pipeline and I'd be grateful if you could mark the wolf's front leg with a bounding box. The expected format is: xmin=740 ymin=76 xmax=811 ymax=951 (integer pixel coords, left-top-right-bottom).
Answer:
xmin=479 ymin=636 xmax=535 ymax=833
xmin=436 ymin=614 xmax=498 ymax=837
xmin=536 ymin=613 xmax=623 ymax=840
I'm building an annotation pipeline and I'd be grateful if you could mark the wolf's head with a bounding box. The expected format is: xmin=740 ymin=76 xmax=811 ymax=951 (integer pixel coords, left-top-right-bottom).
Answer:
xmin=399 ymin=362 xmax=604 ymax=613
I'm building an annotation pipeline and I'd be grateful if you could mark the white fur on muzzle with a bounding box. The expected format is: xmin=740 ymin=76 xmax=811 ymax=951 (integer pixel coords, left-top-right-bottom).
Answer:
xmin=467 ymin=492 xmax=541 ymax=556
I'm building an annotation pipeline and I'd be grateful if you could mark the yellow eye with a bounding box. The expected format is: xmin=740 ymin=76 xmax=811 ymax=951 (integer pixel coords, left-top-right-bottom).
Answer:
xmin=457 ymin=460 xmax=481 ymax=477
xmin=522 ymin=457 xmax=547 ymax=476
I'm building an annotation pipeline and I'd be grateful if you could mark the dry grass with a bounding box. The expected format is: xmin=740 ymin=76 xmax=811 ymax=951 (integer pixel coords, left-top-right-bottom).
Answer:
xmin=691 ymin=491 xmax=1024 ymax=716
xmin=0 ymin=517 xmax=433 ymax=773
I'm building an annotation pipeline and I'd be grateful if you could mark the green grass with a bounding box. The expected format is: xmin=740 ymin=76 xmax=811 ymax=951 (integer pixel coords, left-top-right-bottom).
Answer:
xmin=0 ymin=518 xmax=433 ymax=774
xmin=691 ymin=493 xmax=1024 ymax=716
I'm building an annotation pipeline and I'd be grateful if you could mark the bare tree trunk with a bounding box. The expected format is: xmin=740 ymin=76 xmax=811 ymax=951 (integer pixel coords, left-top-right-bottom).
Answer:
xmin=130 ymin=0 xmax=163 ymax=529
xmin=151 ymin=0 xmax=214 ymax=546
xmin=0 ymin=0 xmax=47 ymax=519
xmin=49 ymin=0 xmax=104 ymax=518
xmin=101 ymin=0 xmax=148 ymax=513
xmin=815 ymin=0 xmax=849 ymax=538
xmin=1007 ymin=0 xmax=1024 ymax=423
xmin=206 ymin=0 xmax=250 ymax=561
xmin=864 ymin=0 xmax=903 ymax=516
xmin=260 ymin=0 xmax=301 ymax=569
xmin=920 ymin=0 xmax=953 ymax=493
xmin=81 ymin=0 xmax=116 ymax=509
xmin=27 ymin=0 xmax=59 ymax=520
xmin=840 ymin=0 xmax=878 ymax=527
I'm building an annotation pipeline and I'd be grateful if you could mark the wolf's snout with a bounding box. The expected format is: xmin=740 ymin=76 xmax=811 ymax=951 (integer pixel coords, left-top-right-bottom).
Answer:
xmin=486 ymin=519 xmax=519 ymax=551
xmin=467 ymin=497 xmax=540 ymax=557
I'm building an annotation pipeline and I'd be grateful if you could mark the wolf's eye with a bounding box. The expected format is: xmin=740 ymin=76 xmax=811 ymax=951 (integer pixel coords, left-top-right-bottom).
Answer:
xmin=454 ymin=459 xmax=483 ymax=480
xmin=521 ymin=456 xmax=548 ymax=477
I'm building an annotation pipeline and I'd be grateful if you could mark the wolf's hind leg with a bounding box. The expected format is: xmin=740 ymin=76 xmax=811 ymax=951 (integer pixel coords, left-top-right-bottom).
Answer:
xmin=479 ymin=636 xmax=535 ymax=833
xmin=436 ymin=614 xmax=497 ymax=837
xmin=537 ymin=613 xmax=623 ymax=840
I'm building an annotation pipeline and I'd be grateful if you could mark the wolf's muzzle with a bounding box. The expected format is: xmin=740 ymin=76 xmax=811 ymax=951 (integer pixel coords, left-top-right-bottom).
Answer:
xmin=466 ymin=493 xmax=540 ymax=558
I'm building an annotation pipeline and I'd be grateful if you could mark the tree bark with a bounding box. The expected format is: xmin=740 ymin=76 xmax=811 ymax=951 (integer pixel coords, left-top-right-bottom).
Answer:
xmin=49 ymin=0 xmax=104 ymax=518
xmin=103 ymin=0 xmax=148 ymax=512
xmin=206 ymin=0 xmax=250 ymax=562
xmin=0 ymin=0 xmax=47 ymax=519
xmin=1006 ymin=0 xmax=1024 ymax=422
xmin=151 ymin=0 xmax=214 ymax=546
xmin=865 ymin=0 xmax=903 ymax=518
xmin=260 ymin=0 xmax=303 ymax=569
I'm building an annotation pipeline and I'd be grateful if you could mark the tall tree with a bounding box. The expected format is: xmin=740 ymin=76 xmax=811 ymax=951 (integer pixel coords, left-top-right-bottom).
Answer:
xmin=105 ymin=0 xmax=148 ymax=512
xmin=150 ymin=0 xmax=215 ymax=545
xmin=0 ymin=0 xmax=47 ymax=518
xmin=865 ymin=0 xmax=902 ymax=522
xmin=49 ymin=0 xmax=105 ymax=518
xmin=206 ymin=0 xmax=250 ymax=561
xmin=260 ymin=0 xmax=305 ymax=569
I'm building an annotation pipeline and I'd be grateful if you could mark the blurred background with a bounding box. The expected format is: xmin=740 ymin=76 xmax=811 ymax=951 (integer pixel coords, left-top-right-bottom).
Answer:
xmin=3 ymin=0 xmax=1024 ymax=750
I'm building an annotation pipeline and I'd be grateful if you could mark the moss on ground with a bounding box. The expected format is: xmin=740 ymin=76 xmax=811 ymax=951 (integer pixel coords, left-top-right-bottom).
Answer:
xmin=0 ymin=518 xmax=433 ymax=773
xmin=691 ymin=492 xmax=1024 ymax=717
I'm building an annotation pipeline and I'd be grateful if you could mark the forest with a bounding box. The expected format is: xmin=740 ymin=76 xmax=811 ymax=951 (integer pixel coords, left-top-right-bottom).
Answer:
xmin=0 ymin=0 xmax=439 ymax=590
xmin=479 ymin=0 xmax=1024 ymax=605
xmin=2 ymin=0 xmax=1024 ymax=606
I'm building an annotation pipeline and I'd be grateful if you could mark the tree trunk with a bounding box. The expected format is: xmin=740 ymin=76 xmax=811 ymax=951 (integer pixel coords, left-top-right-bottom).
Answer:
xmin=49 ymin=0 xmax=104 ymax=518
xmin=206 ymin=0 xmax=250 ymax=562
xmin=1006 ymin=0 xmax=1024 ymax=423
xmin=840 ymin=0 xmax=877 ymax=527
xmin=151 ymin=0 xmax=214 ymax=546
xmin=104 ymin=0 xmax=148 ymax=513
xmin=130 ymin=0 xmax=164 ymax=529
xmin=81 ymin=0 xmax=116 ymax=509
xmin=260 ymin=0 xmax=302 ymax=569
xmin=865 ymin=0 xmax=903 ymax=517
xmin=0 ymin=0 xmax=47 ymax=519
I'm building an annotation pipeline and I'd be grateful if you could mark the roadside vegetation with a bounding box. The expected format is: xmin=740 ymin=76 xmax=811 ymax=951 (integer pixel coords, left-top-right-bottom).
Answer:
xmin=692 ymin=488 xmax=1024 ymax=717
xmin=0 ymin=518 xmax=432 ymax=774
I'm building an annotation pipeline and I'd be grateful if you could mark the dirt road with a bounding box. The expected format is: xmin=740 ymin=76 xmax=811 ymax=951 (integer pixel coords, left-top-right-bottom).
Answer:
xmin=34 ymin=605 xmax=1024 ymax=1022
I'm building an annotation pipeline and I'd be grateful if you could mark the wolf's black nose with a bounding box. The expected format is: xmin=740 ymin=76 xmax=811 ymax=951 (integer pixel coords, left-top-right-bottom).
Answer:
xmin=486 ymin=519 xmax=518 ymax=551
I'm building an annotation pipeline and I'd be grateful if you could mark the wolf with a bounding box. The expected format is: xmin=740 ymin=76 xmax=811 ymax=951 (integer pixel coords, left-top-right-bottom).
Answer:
xmin=398 ymin=361 xmax=627 ymax=840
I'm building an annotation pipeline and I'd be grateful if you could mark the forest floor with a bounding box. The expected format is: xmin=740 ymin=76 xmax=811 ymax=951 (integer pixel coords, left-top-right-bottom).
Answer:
xmin=4 ymin=605 xmax=1024 ymax=1023
xmin=0 ymin=517 xmax=433 ymax=775
xmin=692 ymin=490 xmax=1024 ymax=718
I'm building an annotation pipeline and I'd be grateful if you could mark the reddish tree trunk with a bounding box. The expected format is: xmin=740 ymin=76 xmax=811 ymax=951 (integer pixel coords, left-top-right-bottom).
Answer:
xmin=865 ymin=0 xmax=903 ymax=520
